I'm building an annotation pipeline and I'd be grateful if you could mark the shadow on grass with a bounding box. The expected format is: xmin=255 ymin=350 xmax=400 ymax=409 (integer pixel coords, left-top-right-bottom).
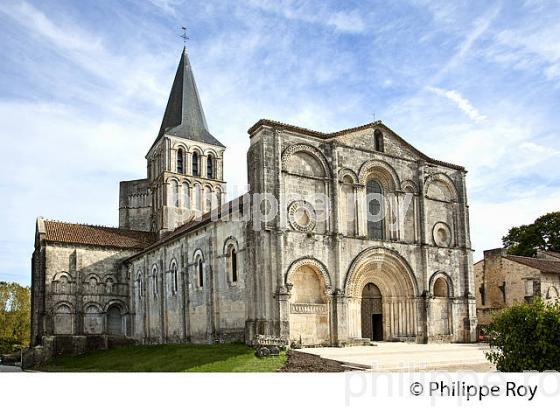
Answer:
xmin=41 ymin=343 xmax=285 ymax=372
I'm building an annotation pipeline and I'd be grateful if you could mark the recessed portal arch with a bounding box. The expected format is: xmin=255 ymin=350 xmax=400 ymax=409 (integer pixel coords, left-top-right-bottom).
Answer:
xmin=285 ymin=258 xmax=332 ymax=346
xmin=345 ymin=247 xmax=418 ymax=341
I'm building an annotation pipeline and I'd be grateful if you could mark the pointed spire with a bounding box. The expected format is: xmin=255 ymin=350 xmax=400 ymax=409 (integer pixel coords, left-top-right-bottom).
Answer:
xmin=156 ymin=48 xmax=224 ymax=147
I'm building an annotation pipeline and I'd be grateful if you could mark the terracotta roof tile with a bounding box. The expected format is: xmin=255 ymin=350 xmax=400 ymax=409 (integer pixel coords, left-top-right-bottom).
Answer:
xmin=43 ymin=220 xmax=156 ymax=249
xmin=505 ymin=255 xmax=560 ymax=274
xmin=126 ymin=195 xmax=247 ymax=261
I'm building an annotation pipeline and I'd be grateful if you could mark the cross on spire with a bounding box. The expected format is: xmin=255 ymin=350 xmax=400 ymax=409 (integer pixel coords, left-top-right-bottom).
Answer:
xmin=179 ymin=26 xmax=189 ymax=47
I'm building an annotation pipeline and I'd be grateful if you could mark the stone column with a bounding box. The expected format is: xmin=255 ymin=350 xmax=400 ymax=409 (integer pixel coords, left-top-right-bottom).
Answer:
xmin=216 ymin=157 xmax=223 ymax=180
xmin=186 ymin=152 xmax=193 ymax=175
xmin=201 ymin=155 xmax=207 ymax=179
xmin=355 ymin=185 xmax=366 ymax=237
xmin=334 ymin=289 xmax=348 ymax=345
xmin=416 ymin=294 xmax=429 ymax=344
xmin=277 ymin=285 xmax=291 ymax=340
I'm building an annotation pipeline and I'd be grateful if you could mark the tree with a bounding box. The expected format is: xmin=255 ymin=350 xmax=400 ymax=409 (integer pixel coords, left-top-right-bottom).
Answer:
xmin=0 ymin=281 xmax=31 ymax=354
xmin=502 ymin=211 xmax=560 ymax=257
xmin=485 ymin=300 xmax=560 ymax=372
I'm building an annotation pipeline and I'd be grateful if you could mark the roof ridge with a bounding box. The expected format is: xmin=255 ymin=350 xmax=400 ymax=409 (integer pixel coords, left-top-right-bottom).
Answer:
xmin=44 ymin=219 xmax=151 ymax=234
xmin=506 ymin=254 xmax=560 ymax=261
xmin=247 ymin=119 xmax=465 ymax=171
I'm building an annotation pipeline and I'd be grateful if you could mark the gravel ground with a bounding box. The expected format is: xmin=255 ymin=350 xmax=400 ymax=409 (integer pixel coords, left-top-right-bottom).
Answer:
xmin=279 ymin=350 xmax=346 ymax=372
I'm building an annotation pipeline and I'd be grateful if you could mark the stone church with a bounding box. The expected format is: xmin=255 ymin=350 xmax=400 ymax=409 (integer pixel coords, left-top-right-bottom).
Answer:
xmin=31 ymin=48 xmax=477 ymax=349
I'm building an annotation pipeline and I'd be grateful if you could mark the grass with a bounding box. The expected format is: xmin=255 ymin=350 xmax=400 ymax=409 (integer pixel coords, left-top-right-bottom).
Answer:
xmin=41 ymin=343 xmax=286 ymax=372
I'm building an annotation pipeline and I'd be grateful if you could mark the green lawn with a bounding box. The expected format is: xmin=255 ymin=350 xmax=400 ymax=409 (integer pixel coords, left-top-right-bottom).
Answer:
xmin=41 ymin=343 xmax=286 ymax=372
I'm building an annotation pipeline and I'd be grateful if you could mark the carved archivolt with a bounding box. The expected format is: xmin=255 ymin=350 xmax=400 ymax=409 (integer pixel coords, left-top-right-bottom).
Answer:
xmin=428 ymin=271 xmax=455 ymax=298
xmin=104 ymin=299 xmax=129 ymax=314
xmin=338 ymin=168 xmax=359 ymax=184
xmin=344 ymin=247 xmax=418 ymax=298
xmin=358 ymin=159 xmax=401 ymax=190
xmin=401 ymin=179 xmax=418 ymax=194
xmin=285 ymin=257 xmax=333 ymax=295
xmin=424 ymin=173 xmax=459 ymax=202
xmin=281 ymin=144 xmax=331 ymax=177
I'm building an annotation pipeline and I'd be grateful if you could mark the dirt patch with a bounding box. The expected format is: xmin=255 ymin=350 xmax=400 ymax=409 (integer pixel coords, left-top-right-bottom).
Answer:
xmin=279 ymin=350 xmax=346 ymax=372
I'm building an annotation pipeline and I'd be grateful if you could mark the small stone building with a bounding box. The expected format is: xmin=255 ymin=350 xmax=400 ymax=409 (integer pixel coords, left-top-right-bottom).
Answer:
xmin=474 ymin=249 xmax=560 ymax=326
xmin=31 ymin=48 xmax=478 ymax=349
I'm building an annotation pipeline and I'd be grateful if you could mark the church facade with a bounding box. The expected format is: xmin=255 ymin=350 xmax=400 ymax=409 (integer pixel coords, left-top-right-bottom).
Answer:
xmin=31 ymin=49 xmax=477 ymax=349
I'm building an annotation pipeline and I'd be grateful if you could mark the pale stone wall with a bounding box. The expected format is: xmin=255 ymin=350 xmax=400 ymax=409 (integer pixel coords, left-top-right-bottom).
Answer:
xmin=32 ymin=242 xmax=134 ymax=342
xmin=145 ymin=135 xmax=227 ymax=236
xmin=245 ymin=123 xmax=476 ymax=346
xmin=119 ymin=179 xmax=152 ymax=232
xmin=128 ymin=206 xmax=249 ymax=344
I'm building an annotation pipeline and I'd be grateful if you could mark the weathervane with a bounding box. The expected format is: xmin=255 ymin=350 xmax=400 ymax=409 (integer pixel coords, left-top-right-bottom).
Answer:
xmin=179 ymin=26 xmax=189 ymax=47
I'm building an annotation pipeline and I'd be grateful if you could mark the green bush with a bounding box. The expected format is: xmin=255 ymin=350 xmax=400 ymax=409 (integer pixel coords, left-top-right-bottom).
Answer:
xmin=485 ymin=299 xmax=560 ymax=371
xmin=0 ymin=337 xmax=25 ymax=355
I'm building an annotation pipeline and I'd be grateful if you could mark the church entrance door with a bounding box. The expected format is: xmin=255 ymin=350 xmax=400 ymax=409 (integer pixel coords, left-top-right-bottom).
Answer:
xmin=107 ymin=306 xmax=123 ymax=335
xmin=361 ymin=283 xmax=383 ymax=341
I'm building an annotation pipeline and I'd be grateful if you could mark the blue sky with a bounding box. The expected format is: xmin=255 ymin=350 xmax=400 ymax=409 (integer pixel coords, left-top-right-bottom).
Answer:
xmin=0 ymin=0 xmax=559 ymax=285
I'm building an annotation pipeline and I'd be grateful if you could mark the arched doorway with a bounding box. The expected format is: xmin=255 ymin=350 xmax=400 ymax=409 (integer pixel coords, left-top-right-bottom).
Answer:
xmin=286 ymin=261 xmax=331 ymax=346
xmin=106 ymin=305 xmax=123 ymax=336
xmin=345 ymin=248 xmax=418 ymax=341
xmin=430 ymin=275 xmax=452 ymax=338
xmin=361 ymin=283 xmax=383 ymax=341
xmin=53 ymin=304 xmax=74 ymax=335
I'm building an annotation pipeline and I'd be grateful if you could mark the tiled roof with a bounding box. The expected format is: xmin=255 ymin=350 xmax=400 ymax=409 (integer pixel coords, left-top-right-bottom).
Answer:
xmin=126 ymin=195 xmax=247 ymax=261
xmin=505 ymin=255 xmax=560 ymax=274
xmin=247 ymin=119 xmax=465 ymax=171
xmin=43 ymin=220 xmax=156 ymax=249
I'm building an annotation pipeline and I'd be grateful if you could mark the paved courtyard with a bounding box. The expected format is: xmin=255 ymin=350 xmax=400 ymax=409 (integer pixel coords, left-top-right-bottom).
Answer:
xmin=0 ymin=365 xmax=22 ymax=373
xmin=300 ymin=342 xmax=495 ymax=372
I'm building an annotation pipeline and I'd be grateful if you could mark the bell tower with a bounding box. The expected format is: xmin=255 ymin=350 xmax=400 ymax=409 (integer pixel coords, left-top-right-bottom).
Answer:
xmin=147 ymin=48 xmax=226 ymax=236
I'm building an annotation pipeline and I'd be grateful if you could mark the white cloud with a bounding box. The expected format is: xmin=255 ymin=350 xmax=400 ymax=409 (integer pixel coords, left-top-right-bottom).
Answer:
xmin=146 ymin=0 xmax=182 ymax=16
xmin=246 ymin=0 xmax=367 ymax=33
xmin=1 ymin=0 xmax=560 ymax=284
xmin=427 ymin=87 xmax=486 ymax=122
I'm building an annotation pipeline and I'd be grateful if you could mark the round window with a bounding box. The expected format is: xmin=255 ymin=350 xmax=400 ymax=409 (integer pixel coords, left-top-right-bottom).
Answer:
xmin=288 ymin=201 xmax=317 ymax=232
xmin=432 ymin=222 xmax=451 ymax=247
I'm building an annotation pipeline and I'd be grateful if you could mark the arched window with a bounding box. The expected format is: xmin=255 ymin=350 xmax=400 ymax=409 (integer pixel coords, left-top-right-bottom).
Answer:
xmin=88 ymin=277 xmax=98 ymax=293
xmin=374 ymin=129 xmax=384 ymax=152
xmin=226 ymin=245 xmax=238 ymax=284
xmin=197 ymin=259 xmax=204 ymax=288
xmin=182 ymin=182 xmax=190 ymax=208
xmin=433 ymin=277 xmax=449 ymax=297
xmin=216 ymin=189 xmax=223 ymax=209
xmin=171 ymin=262 xmax=178 ymax=294
xmin=137 ymin=271 xmax=143 ymax=299
xmin=366 ymin=179 xmax=384 ymax=240
xmin=105 ymin=278 xmax=114 ymax=294
xmin=192 ymin=152 xmax=199 ymax=176
xmin=177 ymin=149 xmax=184 ymax=173
xmin=193 ymin=184 xmax=202 ymax=211
xmin=204 ymin=186 xmax=212 ymax=212
xmin=207 ymin=155 xmax=214 ymax=179
xmin=231 ymin=248 xmax=238 ymax=283
xmin=170 ymin=180 xmax=179 ymax=207
xmin=152 ymin=266 xmax=158 ymax=297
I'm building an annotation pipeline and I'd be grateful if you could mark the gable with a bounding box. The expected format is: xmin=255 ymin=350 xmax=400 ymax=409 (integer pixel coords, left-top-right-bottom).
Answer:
xmin=333 ymin=126 xmax=420 ymax=161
